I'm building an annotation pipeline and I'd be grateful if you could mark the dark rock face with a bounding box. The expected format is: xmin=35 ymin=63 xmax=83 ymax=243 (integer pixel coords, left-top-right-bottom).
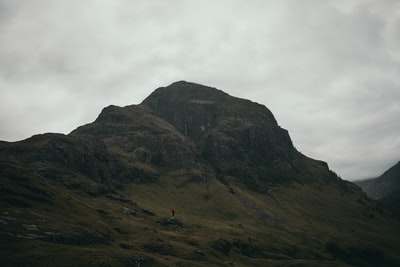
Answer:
xmin=0 ymin=133 xmax=113 ymax=182
xmin=0 ymin=133 xmax=118 ymax=197
xmin=141 ymin=81 xmax=279 ymax=142
xmin=71 ymin=103 xmax=201 ymax=171
xmin=34 ymin=134 xmax=114 ymax=183
xmin=141 ymin=81 xmax=235 ymax=140
xmin=142 ymin=81 xmax=317 ymax=188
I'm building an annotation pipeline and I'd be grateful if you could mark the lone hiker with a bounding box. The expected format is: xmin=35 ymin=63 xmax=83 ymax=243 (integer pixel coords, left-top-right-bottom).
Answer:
xmin=171 ymin=208 xmax=176 ymax=218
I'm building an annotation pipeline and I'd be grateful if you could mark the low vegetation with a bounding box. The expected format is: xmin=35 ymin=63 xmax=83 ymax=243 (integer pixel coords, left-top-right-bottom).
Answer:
xmin=1 ymin=167 xmax=400 ymax=266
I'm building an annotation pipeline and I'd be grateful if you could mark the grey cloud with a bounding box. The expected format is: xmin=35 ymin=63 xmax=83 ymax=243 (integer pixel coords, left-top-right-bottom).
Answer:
xmin=0 ymin=0 xmax=399 ymax=180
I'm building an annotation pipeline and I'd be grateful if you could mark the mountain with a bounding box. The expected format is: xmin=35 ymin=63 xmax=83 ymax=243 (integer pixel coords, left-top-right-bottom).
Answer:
xmin=1 ymin=81 xmax=400 ymax=267
xmin=355 ymin=162 xmax=400 ymax=215
xmin=72 ymin=81 xmax=334 ymax=190
xmin=355 ymin=162 xmax=400 ymax=199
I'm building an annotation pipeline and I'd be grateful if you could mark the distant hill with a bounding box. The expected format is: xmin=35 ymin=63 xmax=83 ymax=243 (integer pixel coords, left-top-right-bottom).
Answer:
xmin=355 ymin=161 xmax=400 ymax=216
xmin=1 ymin=81 xmax=400 ymax=267
xmin=355 ymin=162 xmax=400 ymax=199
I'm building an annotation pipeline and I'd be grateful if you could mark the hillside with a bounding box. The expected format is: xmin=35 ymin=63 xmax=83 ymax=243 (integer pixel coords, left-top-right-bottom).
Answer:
xmin=356 ymin=162 xmax=400 ymax=216
xmin=355 ymin=162 xmax=400 ymax=199
xmin=1 ymin=81 xmax=400 ymax=267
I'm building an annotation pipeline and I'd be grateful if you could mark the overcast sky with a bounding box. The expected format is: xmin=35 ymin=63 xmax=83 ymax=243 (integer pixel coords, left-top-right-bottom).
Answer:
xmin=1 ymin=0 xmax=399 ymax=181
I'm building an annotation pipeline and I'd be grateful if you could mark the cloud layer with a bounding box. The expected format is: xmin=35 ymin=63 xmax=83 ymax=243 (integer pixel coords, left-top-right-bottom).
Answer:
xmin=1 ymin=0 xmax=399 ymax=180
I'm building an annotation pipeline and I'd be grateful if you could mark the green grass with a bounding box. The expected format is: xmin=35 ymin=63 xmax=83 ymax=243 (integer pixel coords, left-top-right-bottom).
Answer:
xmin=1 ymin=169 xmax=400 ymax=266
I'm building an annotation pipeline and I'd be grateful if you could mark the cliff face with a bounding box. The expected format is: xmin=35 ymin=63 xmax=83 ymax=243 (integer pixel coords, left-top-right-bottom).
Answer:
xmin=141 ymin=81 xmax=313 ymax=187
xmin=71 ymin=104 xmax=200 ymax=172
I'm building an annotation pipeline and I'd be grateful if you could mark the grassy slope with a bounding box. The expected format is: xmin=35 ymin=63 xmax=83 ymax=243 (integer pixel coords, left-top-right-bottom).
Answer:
xmin=1 ymin=169 xmax=400 ymax=267
xmin=127 ymin=171 xmax=400 ymax=267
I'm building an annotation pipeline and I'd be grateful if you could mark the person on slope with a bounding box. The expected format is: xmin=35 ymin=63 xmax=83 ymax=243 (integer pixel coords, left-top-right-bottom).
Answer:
xmin=171 ymin=208 xmax=176 ymax=219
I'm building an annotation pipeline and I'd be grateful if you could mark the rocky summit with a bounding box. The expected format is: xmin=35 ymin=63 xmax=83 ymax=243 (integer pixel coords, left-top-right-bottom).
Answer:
xmin=1 ymin=81 xmax=400 ymax=267
xmin=72 ymin=81 xmax=333 ymax=190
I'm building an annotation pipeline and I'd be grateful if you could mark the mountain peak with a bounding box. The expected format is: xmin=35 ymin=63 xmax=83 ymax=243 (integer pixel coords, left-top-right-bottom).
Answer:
xmin=142 ymin=81 xmax=229 ymax=107
xmin=142 ymin=81 xmax=277 ymax=125
xmin=140 ymin=81 xmax=326 ymax=188
xmin=69 ymin=81 xmax=336 ymax=189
